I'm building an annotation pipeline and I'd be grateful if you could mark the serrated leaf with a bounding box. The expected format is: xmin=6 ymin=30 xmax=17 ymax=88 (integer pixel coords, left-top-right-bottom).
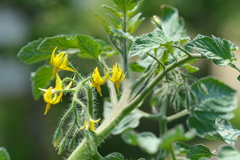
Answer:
xmin=111 ymin=29 xmax=135 ymax=42
xmin=18 ymin=38 xmax=49 ymax=64
xmin=129 ymin=30 xmax=172 ymax=57
xmin=204 ymin=119 xmax=240 ymax=146
xmin=137 ymin=132 xmax=161 ymax=154
xmin=188 ymin=77 xmax=237 ymax=135
xmin=186 ymin=144 xmax=215 ymax=160
xmin=160 ymin=5 xmax=187 ymax=38
xmin=122 ymin=130 xmax=138 ymax=146
xmin=0 ymin=147 xmax=10 ymax=160
xmin=160 ymin=125 xmax=195 ymax=151
xmin=100 ymin=152 xmax=124 ymax=160
xmin=103 ymin=100 xmax=142 ymax=135
xmin=76 ymin=35 xmax=102 ymax=59
xmin=217 ymin=145 xmax=240 ymax=160
xmin=38 ymin=35 xmax=78 ymax=52
xmin=31 ymin=65 xmax=53 ymax=100
xmin=186 ymin=35 xmax=238 ymax=66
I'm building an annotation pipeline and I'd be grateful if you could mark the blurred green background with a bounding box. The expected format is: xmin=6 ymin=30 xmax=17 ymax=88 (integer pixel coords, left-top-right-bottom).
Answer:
xmin=1 ymin=0 xmax=240 ymax=159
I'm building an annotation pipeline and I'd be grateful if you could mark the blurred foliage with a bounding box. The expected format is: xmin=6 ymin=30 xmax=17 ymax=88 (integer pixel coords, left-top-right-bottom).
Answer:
xmin=1 ymin=0 xmax=240 ymax=160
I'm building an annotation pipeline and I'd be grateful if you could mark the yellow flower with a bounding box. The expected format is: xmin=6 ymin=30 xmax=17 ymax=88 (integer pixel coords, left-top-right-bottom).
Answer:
xmin=50 ymin=47 xmax=75 ymax=77
xmin=109 ymin=63 xmax=125 ymax=92
xmin=90 ymin=67 xmax=107 ymax=96
xmin=79 ymin=118 xmax=101 ymax=132
xmin=40 ymin=74 xmax=63 ymax=115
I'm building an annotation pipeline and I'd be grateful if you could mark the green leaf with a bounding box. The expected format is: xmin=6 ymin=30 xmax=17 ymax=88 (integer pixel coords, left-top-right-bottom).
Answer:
xmin=113 ymin=0 xmax=142 ymax=12
xmin=183 ymin=64 xmax=199 ymax=73
xmin=18 ymin=38 xmax=50 ymax=64
xmin=31 ymin=65 xmax=53 ymax=100
xmin=175 ymin=142 xmax=190 ymax=154
xmin=122 ymin=130 xmax=138 ymax=146
xmin=38 ymin=35 xmax=78 ymax=52
xmin=103 ymin=101 xmax=142 ymax=135
xmin=160 ymin=5 xmax=187 ymax=38
xmin=217 ymin=145 xmax=240 ymax=160
xmin=100 ymin=152 xmax=124 ymax=160
xmin=102 ymin=5 xmax=123 ymax=20
xmin=129 ymin=62 xmax=146 ymax=72
xmin=111 ymin=29 xmax=135 ymax=42
xmin=137 ymin=132 xmax=161 ymax=154
xmin=186 ymin=144 xmax=215 ymax=160
xmin=204 ymin=119 xmax=240 ymax=146
xmin=76 ymin=35 xmax=102 ymax=59
xmin=186 ymin=35 xmax=238 ymax=66
xmin=160 ymin=125 xmax=195 ymax=151
xmin=188 ymin=77 xmax=237 ymax=135
xmin=0 ymin=147 xmax=10 ymax=160
xmin=129 ymin=30 xmax=172 ymax=57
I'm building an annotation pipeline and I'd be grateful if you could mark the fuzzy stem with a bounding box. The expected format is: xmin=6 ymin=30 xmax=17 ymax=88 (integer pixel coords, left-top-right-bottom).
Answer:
xmin=67 ymin=54 xmax=204 ymax=160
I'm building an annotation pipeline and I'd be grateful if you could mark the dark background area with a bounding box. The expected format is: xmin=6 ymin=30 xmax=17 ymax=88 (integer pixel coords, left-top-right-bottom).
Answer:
xmin=1 ymin=0 xmax=240 ymax=159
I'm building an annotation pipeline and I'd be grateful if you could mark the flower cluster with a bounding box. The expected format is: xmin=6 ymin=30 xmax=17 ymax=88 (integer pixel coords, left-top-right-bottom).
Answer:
xmin=40 ymin=48 xmax=75 ymax=115
xmin=90 ymin=63 xmax=125 ymax=96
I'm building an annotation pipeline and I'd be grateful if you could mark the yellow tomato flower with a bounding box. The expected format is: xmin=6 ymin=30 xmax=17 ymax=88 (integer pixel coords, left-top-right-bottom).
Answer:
xmin=90 ymin=67 xmax=107 ymax=96
xmin=109 ymin=63 xmax=125 ymax=92
xmin=40 ymin=74 xmax=63 ymax=115
xmin=50 ymin=47 xmax=75 ymax=77
xmin=78 ymin=118 xmax=101 ymax=132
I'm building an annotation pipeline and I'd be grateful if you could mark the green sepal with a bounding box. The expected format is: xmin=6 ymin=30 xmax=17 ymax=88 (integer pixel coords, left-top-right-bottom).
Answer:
xmin=18 ymin=38 xmax=49 ymax=64
xmin=0 ymin=147 xmax=10 ymax=160
xmin=31 ymin=65 xmax=53 ymax=100
xmin=57 ymin=138 xmax=66 ymax=154
xmin=186 ymin=144 xmax=215 ymax=160
xmin=52 ymin=127 xmax=63 ymax=148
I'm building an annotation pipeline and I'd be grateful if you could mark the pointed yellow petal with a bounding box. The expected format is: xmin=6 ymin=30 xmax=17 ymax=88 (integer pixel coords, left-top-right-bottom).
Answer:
xmin=62 ymin=66 xmax=75 ymax=72
xmin=44 ymin=103 xmax=51 ymax=115
xmin=50 ymin=47 xmax=57 ymax=65
xmin=96 ymin=85 xmax=102 ymax=96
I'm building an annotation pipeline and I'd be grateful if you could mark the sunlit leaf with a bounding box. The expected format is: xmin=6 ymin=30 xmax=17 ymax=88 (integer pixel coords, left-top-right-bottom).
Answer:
xmin=188 ymin=77 xmax=237 ymax=135
xmin=160 ymin=5 xmax=187 ymax=38
xmin=111 ymin=29 xmax=135 ymax=42
xmin=186 ymin=144 xmax=215 ymax=160
xmin=137 ymin=132 xmax=161 ymax=154
xmin=31 ymin=65 xmax=53 ymax=100
xmin=217 ymin=145 xmax=240 ymax=160
xmin=129 ymin=30 xmax=172 ymax=57
xmin=122 ymin=130 xmax=138 ymax=146
xmin=38 ymin=35 xmax=78 ymax=52
xmin=186 ymin=35 xmax=238 ymax=66
xmin=183 ymin=64 xmax=199 ymax=73
xmin=204 ymin=119 xmax=240 ymax=146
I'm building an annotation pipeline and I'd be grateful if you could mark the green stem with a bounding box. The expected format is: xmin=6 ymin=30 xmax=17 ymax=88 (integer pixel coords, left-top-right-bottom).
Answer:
xmin=67 ymin=54 xmax=204 ymax=160
xmin=86 ymin=86 xmax=94 ymax=118
xmin=68 ymin=62 xmax=83 ymax=80
xmin=122 ymin=0 xmax=129 ymax=79
xmin=167 ymin=109 xmax=189 ymax=122
xmin=159 ymin=96 xmax=167 ymax=137
xmin=169 ymin=144 xmax=177 ymax=160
